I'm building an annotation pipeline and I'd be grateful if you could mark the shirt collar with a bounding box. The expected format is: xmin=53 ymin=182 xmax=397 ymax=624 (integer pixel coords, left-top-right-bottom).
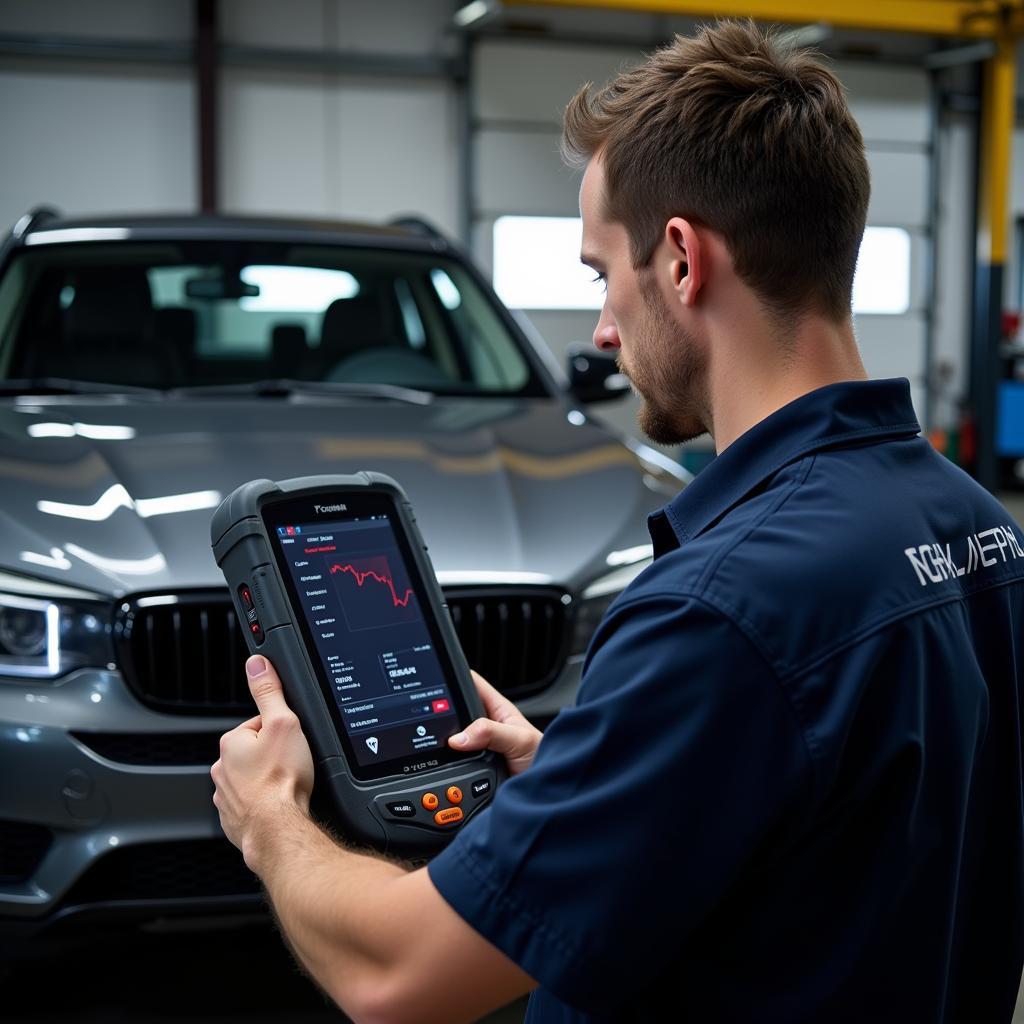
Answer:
xmin=648 ymin=378 xmax=921 ymax=555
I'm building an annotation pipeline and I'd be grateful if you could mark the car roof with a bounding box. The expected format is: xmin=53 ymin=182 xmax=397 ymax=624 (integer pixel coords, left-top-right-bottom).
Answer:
xmin=12 ymin=210 xmax=448 ymax=253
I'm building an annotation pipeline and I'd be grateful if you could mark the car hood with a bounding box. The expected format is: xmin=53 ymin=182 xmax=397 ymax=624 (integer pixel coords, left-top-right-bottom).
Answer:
xmin=0 ymin=396 xmax=679 ymax=597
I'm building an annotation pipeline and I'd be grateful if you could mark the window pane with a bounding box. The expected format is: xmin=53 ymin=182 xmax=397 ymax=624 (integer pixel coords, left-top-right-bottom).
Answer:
xmin=493 ymin=216 xmax=913 ymax=316
xmin=493 ymin=216 xmax=604 ymax=310
xmin=852 ymin=227 xmax=912 ymax=315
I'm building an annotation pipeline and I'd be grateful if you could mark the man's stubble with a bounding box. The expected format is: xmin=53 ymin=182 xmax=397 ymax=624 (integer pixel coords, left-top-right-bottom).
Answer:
xmin=619 ymin=270 xmax=711 ymax=446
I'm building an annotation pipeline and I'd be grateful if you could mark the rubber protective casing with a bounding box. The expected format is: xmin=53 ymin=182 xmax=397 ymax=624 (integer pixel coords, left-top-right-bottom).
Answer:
xmin=210 ymin=472 xmax=504 ymax=857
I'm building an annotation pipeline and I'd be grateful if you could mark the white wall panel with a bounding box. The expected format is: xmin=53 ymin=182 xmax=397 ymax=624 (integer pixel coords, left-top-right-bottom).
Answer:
xmin=220 ymin=70 xmax=332 ymax=217
xmin=221 ymin=0 xmax=455 ymax=56
xmin=331 ymin=78 xmax=458 ymax=234
xmin=475 ymin=130 xmax=575 ymax=217
xmin=475 ymin=41 xmax=640 ymax=125
xmin=220 ymin=0 xmax=327 ymax=50
xmin=220 ymin=70 xmax=459 ymax=235
xmin=0 ymin=0 xmax=190 ymax=40
xmin=865 ymin=150 xmax=930 ymax=228
xmin=855 ymin=314 xmax=926 ymax=380
xmin=838 ymin=63 xmax=931 ymax=146
xmin=0 ymin=64 xmax=196 ymax=229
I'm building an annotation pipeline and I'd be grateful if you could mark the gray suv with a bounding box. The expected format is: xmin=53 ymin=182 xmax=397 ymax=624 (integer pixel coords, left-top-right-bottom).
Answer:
xmin=0 ymin=208 xmax=686 ymax=943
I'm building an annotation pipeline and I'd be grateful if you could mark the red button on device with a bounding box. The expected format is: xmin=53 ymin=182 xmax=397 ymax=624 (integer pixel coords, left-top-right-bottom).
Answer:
xmin=431 ymin=699 xmax=450 ymax=714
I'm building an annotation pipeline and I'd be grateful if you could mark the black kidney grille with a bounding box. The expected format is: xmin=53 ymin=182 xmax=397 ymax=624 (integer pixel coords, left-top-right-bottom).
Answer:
xmin=71 ymin=731 xmax=223 ymax=766
xmin=446 ymin=588 xmax=568 ymax=699
xmin=61 ymin=839 xmax=261 ymax=907
xmin=117 ymin=596 xmax=255 ymax=715
xmin=116 ymin=587 xmax=569 ymax=715
xmin=0 ymin=820 xmax=52 ymax=883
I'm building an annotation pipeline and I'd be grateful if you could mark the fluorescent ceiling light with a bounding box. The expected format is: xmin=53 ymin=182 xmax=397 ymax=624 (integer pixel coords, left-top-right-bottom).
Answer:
xmin=454 ymin=0 xmax=498 ymax=28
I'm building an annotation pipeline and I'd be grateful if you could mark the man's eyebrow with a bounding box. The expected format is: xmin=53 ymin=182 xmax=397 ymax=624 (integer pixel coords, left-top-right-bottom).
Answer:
xmin=580 ymin=252 xmax=605 ymax=271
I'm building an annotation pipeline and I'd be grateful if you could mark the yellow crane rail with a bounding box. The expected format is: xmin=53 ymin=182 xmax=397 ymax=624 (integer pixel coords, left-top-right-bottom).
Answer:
xmin=511 ymin=0 xmax=1024 ymax=39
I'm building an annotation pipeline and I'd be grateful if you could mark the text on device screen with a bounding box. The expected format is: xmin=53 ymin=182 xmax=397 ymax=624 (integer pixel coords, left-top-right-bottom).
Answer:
xmin=275 ymin=514 xmax=462 ymax=770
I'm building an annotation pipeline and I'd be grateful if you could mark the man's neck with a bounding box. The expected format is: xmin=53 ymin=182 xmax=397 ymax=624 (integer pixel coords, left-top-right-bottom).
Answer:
xmin=708 ymin=312 xmax=867 ymax=455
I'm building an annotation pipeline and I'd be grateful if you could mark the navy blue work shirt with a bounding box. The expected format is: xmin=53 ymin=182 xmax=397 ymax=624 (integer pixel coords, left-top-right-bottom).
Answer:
xmin=429 ymin=378 xmax=1024 ymax=1023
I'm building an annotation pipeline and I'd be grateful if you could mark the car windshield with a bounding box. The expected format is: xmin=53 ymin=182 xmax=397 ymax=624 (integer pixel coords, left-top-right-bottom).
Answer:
xmin=0 ymin=240 xmax=545 ymax=397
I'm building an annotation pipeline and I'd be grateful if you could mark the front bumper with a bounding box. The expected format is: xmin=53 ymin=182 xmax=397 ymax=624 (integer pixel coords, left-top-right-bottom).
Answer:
xmin=0 ymin=658 xmax=582 ymax=933
xmin=0 ymin=668 xmax=247 ymax=928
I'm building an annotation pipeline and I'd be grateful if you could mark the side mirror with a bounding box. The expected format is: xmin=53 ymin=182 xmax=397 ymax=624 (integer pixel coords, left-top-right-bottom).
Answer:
xmin=566 ymin=344 xmax=631 ymax=403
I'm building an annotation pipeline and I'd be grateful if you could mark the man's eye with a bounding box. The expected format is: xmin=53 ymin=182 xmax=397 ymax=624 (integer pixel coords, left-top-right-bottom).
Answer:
xmin=590 ymin=273 xmax=607 ymax=292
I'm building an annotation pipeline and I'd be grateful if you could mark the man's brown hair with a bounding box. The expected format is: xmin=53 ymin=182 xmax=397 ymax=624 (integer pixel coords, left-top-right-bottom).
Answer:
xmin=563 ymin=19 xmax=870 ymax=324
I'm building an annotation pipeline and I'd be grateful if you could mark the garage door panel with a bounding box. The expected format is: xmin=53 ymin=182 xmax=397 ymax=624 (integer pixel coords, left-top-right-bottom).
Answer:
xmin=865 ymin=150 xmax=929 ymax=227
xmin=837 ymin=63 xmax=930 ymax=146
xmin=333 ymin=79 xmax=459 ymax=235
xmin=855 ymin=314 xmax=925 ymax=382
xmin=220 ymin=70 xmax=331 ymax=217
xmin=475 ymin=41 xmax=641 ymax=124
xmin=0 ymin=66 xmax=195 ymax=229
xmin=221 ymin=72 xmax=458 ymax=232
xmin=475 ymin=129 xmax=578 ymax=216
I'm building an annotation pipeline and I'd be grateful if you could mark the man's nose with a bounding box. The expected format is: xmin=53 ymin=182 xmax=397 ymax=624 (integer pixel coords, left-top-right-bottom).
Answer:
xmin=593 ymin=305 xmax=620 ymax=352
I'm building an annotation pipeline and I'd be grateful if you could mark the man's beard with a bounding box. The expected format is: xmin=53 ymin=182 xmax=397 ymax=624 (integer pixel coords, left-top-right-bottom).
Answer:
xmin=619 ymin=274 xmax=710 ymax=446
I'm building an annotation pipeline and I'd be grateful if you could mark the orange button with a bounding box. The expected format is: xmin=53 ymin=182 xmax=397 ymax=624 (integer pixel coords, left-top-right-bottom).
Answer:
xmin=446 ymin=786 xmax=463 ymax=805
xmin=434 ymin=806 xmax=464 ymax=826
xmin=421 ymin=792 xmax=439 ymax=811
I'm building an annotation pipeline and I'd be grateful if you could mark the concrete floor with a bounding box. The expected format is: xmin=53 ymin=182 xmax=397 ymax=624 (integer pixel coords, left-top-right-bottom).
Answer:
xmin=6 ymin=491 xmax=1024 ymax=1023
xmin=2 ymin=921 xmax=528 ymax=1023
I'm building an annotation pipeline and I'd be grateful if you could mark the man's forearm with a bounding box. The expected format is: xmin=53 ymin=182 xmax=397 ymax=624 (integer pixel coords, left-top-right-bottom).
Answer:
xmin=251 ymin=804 xmax=411 ymax=1016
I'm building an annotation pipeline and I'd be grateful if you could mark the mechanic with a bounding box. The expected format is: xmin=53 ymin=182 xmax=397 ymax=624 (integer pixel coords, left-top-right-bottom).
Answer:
xmin=212 ymin=20 xmax=1024 ymax=1024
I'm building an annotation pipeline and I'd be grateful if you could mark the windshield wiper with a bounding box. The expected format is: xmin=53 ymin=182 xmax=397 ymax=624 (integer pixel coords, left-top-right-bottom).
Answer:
xmin=169 ymin=379 xmax=434 ymax=406
xmin=0 ymin=377 xmax=163 ymax=397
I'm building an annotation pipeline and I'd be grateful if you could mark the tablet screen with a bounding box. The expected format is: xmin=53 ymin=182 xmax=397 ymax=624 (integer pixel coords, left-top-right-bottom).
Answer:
xmin=265 ymin=494 xmax=473 ymax=781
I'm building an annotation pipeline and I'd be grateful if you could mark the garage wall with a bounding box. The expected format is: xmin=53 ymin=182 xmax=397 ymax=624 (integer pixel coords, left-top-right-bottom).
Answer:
xmin=471 ymin=38 xmax=940 ymax=444
xmin=0 ymin=1 xmax=1003 ymax=448
xmin=0 ymin=60 xmax=198 ymax=225
xmin=0 ymin=1 xmax=195 ymax=227
xmin=0 ymin=0 xmax=461 ymax=236
xmin=217 ymin=0 xmax=461 ymax=234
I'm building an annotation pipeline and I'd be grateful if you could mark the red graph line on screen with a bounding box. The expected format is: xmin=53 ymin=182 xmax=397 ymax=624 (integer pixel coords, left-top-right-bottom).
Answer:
xmin=329 ymin=561 xmax=414 ymax=609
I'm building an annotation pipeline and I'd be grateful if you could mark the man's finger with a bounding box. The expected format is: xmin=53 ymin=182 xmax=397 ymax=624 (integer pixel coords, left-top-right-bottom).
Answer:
xmin=470 ymin=670 xmax=516 ymax=720
xmin=245 ymin=655 xmax=291 ymax=719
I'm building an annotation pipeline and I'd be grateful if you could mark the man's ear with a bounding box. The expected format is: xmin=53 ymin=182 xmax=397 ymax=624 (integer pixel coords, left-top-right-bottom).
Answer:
xmin=665 ymin=217 xmax=702 ymax=307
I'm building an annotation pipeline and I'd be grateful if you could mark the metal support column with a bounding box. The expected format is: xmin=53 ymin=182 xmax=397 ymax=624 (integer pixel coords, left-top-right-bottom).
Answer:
xmin=196 ymin=0 xmax=218 ymax=213
xmin=970 ymin=30 xmax=1016 ymax=491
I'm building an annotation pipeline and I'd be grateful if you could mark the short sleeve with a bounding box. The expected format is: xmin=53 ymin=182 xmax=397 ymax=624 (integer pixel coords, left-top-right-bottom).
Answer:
xmin=428 ymin=594 xmax=812 ymax=1015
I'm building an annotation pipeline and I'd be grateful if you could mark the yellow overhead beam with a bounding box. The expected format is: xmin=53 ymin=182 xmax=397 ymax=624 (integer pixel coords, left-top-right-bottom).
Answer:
xmin=511 ymin=0 xmax=1022 ymax=39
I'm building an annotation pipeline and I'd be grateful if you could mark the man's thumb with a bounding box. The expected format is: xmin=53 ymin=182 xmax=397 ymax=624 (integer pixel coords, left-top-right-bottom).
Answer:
xmin=246 ymin=655 xmax=289 ymax=717
xmin=450 ymin=717 xmax=522 ymax=756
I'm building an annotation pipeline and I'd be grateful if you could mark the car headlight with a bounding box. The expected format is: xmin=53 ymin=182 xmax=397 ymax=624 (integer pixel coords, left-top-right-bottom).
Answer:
xmin=0 ymin=574 xmax=113 ymax=680
xmin=570 ymin=546 xmax=654 ymax=655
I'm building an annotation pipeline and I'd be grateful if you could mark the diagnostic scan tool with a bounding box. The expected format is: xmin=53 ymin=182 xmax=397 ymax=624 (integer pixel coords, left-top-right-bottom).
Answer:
xmin=211 ymin=473 xmax=504 ymax=856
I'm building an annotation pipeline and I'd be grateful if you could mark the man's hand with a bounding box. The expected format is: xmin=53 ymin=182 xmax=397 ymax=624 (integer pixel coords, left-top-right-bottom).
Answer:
xmin=448 ymin=670 xmax=542 ymax=775
xmin=211 ymin=654 xmax=315 ymax=873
